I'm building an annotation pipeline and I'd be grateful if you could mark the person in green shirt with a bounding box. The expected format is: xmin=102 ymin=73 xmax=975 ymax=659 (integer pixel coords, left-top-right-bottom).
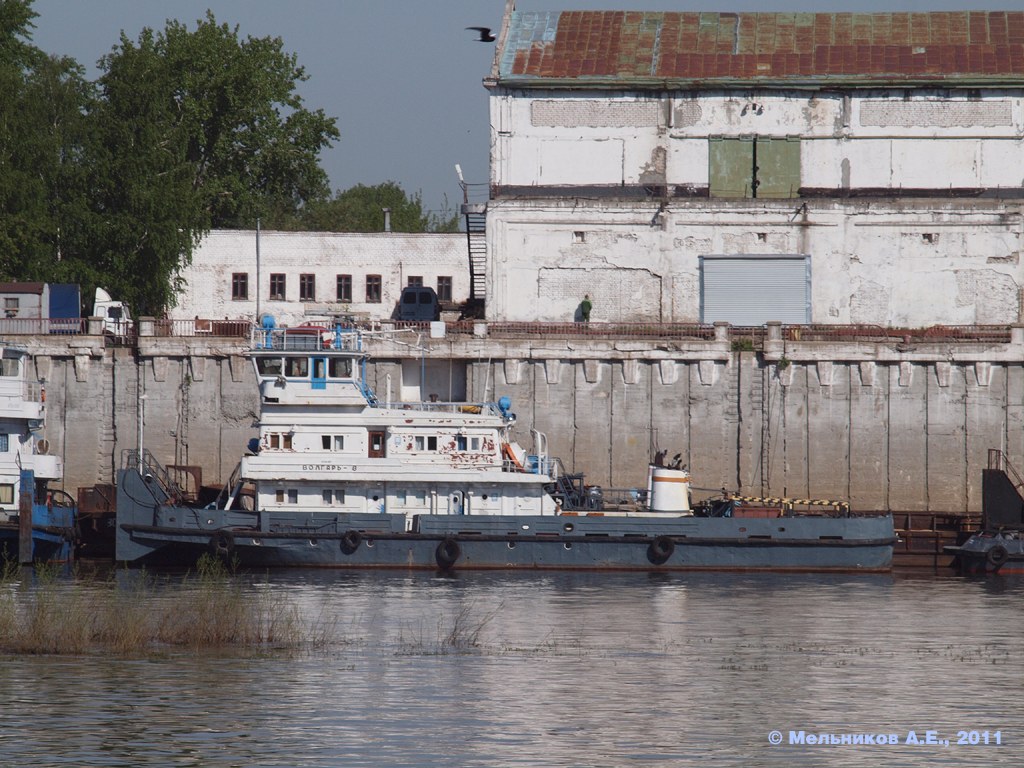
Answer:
xmin=580 ymin=294 xmax=592 ymax=322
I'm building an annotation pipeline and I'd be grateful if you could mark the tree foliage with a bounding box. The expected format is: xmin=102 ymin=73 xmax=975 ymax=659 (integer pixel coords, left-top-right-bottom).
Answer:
xmin=0 ymin=3 xmax=456 ymax=316
xmin=88 ymin=13 xmax=339 ymax=313
xmin=296 ymin=182 xmax=460 ymax=233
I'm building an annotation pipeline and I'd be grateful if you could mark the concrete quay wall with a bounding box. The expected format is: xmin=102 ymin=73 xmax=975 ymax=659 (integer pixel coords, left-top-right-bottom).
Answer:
xmin=27 ymin=328 xmax=1024 ymax=513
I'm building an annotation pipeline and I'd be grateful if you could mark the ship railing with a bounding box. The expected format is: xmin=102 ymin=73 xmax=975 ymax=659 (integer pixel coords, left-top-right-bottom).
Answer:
xmin=398 ymin=400 xmax=505 ymax=418
xmin=250 ymin=322 xmax=365 ymax=353
xmin=122 ymin=449 xmax=190 ymax=505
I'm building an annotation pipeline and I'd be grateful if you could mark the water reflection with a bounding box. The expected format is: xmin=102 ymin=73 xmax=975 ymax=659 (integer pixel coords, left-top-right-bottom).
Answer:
xmin=0 ymin=571 xmax=1021 ymax=767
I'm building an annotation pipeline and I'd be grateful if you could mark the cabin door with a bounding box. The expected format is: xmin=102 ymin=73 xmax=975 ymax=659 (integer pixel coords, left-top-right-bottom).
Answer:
xmin=450 ymin=490 xmax=464 ymax=515
xmin=368 ymin=431 xmax=386 ymax=458
xmin=311 ymin=357 xmax=327 ymax=390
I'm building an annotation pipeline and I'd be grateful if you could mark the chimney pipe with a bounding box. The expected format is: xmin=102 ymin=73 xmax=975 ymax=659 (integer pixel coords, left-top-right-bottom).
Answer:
xmin=382 ymin=207 xmax=392 ymax=233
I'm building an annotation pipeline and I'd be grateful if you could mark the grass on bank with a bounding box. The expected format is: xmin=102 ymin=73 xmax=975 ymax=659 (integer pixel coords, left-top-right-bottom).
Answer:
xmin=0 ymin=555 xmax=317 ymax=656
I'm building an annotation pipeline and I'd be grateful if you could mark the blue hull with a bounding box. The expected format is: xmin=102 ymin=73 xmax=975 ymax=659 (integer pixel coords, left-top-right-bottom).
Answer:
xmin=116 ymin=471 xmax=894 ymax=572
xmin=0 ymin=503 xmax=76 ymax=564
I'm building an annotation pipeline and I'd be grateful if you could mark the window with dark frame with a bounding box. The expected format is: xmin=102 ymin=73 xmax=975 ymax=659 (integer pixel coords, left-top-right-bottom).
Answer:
xmin=437 ymin=276 xmax=453 ymax=302
xmin=231 ymin=272 xmax=249 ymax=300
xmin=269 ymin=273 xmax=286 ymax=300
xmin=366 ymin=274 xmax=382 ymax=303
xmin=336 ymin=274 xmax=352 ymax=302
xmin=407 ymin=275 xmax=423 ymax=287
xmin=299 ymin=273 xmax=316 ymax=301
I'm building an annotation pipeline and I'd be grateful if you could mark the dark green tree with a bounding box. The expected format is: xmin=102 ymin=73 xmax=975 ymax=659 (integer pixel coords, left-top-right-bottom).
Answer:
xmin=0 ymin=1 xmax=95 ymax=285
xmin=89 ymin=12 xmax=339 ymax=314
xmin=298 ymin=182 xmax=460 ymax=233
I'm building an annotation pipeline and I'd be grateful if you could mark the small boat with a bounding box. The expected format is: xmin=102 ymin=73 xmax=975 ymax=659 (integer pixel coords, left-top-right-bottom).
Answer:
xmin=115 ymin=319 xmax=895 ymax=571
xmin=945 ymin=530 xmax=1024 ymax=575
xmin=0 ymin=345 xmax=76 ymax=563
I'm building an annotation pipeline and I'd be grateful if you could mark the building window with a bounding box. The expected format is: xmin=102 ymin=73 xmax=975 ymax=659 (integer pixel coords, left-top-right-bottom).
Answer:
xmin=0 ymin=483 xmax=11 ymax=504
xmin=299 ymin=274 xmax=316 ymax=302
xmin=436 ymin=276 xmax=452 ymax=302
xmin=336 ymin=274 xmax=352 ymax=303
xmin=231 ymin=273 xmax=248 ymax=300
xmin=407 ymin=275 xmax=423 ymax=287
xmin=709 ymin=137 xmax=800 ymax=199
xmin=366 ymin=275 xmax=382 ymax=303
xmin=269 ymin=273 xmax=286 ymax=300
xmin=3 ymin=298 xmax=18 ymax=318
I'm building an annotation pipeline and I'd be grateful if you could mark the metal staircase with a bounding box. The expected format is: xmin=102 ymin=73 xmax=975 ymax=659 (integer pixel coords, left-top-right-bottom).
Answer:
xmin=456 ymin=165 xmax=489 ymax=318
xmin=464 ymin=204 xmax=487 ymax=305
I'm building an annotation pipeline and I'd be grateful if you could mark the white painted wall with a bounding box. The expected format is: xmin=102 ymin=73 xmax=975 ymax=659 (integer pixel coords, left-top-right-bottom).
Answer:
xmin=486 ymin=198 xmax=1023 ymax=327
xmin=171 ymin=230 xmax=469 ymax=326
xmin=490 ymin=88 xmax=1024 ymax=190
xmin=485 ymin=86 xmax=1024 ymax=325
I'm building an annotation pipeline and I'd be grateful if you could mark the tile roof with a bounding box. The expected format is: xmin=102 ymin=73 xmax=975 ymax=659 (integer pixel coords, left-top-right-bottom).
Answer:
xmin=494 ymin=11 xmax=1024 ymax=86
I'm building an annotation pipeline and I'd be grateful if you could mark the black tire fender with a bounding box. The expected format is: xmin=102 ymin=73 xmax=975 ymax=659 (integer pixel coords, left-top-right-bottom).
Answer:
xmin=647 ymin=535 xmax=675 ymax=565
xmin=340 ymin=529 xmax=362 ymax=555
xmin=987 ymin=544 xmax=1009 ymax=568
xmin=435 ymin=537 xmax=461 ymax=569
xmin=208 ymin=530 xmax=235 ymax=560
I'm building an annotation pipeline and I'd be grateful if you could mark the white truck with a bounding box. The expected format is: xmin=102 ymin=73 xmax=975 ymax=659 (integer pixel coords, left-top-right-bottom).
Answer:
xmin=93 ymin=288 xmax=133 ymax=337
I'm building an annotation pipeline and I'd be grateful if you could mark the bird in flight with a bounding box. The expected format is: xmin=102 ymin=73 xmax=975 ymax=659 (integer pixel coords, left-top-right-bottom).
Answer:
xmin=466 ymin=26 xmax=496 ymax=42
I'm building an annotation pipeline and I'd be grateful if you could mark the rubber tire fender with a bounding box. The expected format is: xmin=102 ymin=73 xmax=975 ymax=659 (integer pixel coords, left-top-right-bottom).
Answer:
xmin=435 ymin=537 xmax=461 ymax=569
xmin=340 ymin=529 xmax=362 ymax=555
xmin=209 ymin=530 xmax=235 ymax=560
xmin=647 ymin=535 xmax=675 ymax=565
xmin=986 ymin=544 xmax=1009 ymax=569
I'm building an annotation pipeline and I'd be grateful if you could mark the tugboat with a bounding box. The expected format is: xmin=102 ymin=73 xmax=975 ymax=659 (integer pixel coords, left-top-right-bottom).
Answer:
xmin=946 ymin=449 xmax=1024 ymax=574
xmin=115 ymin=319 xmax=895 ymax=571
xmin=0 ymin=345 xmax=76 ymax=563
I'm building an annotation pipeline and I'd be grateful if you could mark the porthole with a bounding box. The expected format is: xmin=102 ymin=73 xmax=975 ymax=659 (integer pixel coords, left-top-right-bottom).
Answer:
xmin=563 ymin=542 xmax=573 ymax=550
xmin=507 ymin=541 xmax=516 ymax=550
xmin=562 ymin=522 xmax=574 ymax=532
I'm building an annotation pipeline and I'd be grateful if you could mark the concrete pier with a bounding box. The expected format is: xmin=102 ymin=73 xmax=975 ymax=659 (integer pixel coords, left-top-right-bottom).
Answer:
xmin=23 ymin=323 xmax=1024 ymax=513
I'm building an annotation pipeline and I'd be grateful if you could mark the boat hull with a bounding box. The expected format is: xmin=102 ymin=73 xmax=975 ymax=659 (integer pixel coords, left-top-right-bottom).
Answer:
xmin=117 ymin=471 xmax=895 ymax=572
xmin=945 ymin=530 xmax=1024 ymax=575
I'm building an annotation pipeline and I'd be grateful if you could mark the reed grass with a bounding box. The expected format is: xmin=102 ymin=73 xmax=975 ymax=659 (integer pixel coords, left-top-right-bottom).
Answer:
xmin=0 ymin=555 xmax=318 ymax=656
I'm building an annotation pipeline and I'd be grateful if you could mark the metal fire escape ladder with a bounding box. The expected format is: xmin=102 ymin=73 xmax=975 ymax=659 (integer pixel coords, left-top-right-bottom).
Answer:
xmin=464 ymin=205 xmax=488 ymax=305
xmin=456 ymin=164 xmax=488 ymax=317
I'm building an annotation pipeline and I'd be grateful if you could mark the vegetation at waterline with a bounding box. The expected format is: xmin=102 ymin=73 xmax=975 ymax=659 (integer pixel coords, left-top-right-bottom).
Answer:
xmin=0 ymin=555 xmax=317 ymax=656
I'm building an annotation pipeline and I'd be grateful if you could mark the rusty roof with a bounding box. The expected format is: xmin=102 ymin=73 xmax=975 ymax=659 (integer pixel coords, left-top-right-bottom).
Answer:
xmin=494 ymin=11 xmax=1024 ymax=87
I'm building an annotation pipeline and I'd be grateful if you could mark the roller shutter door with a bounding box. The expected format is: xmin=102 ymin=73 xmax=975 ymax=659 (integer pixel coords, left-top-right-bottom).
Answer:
xmin=700 ymin=255 xmax=810 ymax=325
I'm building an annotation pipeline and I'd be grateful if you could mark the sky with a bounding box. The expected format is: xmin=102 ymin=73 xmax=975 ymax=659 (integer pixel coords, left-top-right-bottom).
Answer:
xmin=28 ymin=0 xmax=1021 ymax=219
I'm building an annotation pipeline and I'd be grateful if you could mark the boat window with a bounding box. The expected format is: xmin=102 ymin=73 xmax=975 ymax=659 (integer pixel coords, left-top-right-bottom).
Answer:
xmin=334 ymin=435 xmax=344 ymax=450
xmin=287 ymin=489 xmax=298 ymax=504
xmin=456 ymin=435 xmax=468 ymax=451
xmin=329 ymin=358 xmax=352 ymax=378
xmin=0 ymin=435 xmax=7 ymax=452
xmin=269 ymin=434 xmax=280 ymax=449
xmin=414 ymin=436 xmax=424 ymax=450
xmin=275 ymin=489 xmax=284 ymax=503
xmin=0 ymin=483 xmax=11 ymax=504
xmin=471 ymin=437 xmax=481 ymax=450
xmin=282 ymin=434 xmax=293 ymax=450
xmin=285 ymin=357 xmax=308 ymax=377
xmin=0 ymin=358 xmax=18 ymax=377
xmin=428 ymin=436 xmax=437 ymax=451
xmin=256 ymin=358 xmax=283 ymax=375
xmin=313 ymin=358 xmax=327 ymax=379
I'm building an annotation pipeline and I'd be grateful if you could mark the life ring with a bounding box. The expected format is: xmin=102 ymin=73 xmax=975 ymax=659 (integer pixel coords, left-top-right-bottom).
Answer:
xmin=208 ymin=530 xmax=235 ymax=560
xmin=647 ymin=535 xmax=675 ymax=565
xmin=986 ymin=544 xmax=1009 ymax=569
xmin=340 ymin=529 xmax=362 ymax=555
xmin=435 ymin=537 xmax=461 ymax=569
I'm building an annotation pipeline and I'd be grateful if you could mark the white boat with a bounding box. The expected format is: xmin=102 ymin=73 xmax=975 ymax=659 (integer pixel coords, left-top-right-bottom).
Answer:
xmin=115 ymin=319 xmax=895 ymax=571
xmin=0 ymin=345 xmax=75 ymax=562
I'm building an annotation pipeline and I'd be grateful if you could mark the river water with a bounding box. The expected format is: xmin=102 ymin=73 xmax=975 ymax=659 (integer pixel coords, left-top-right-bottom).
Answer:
xmin=0 ymin=570 xmax=1021 ymax=767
